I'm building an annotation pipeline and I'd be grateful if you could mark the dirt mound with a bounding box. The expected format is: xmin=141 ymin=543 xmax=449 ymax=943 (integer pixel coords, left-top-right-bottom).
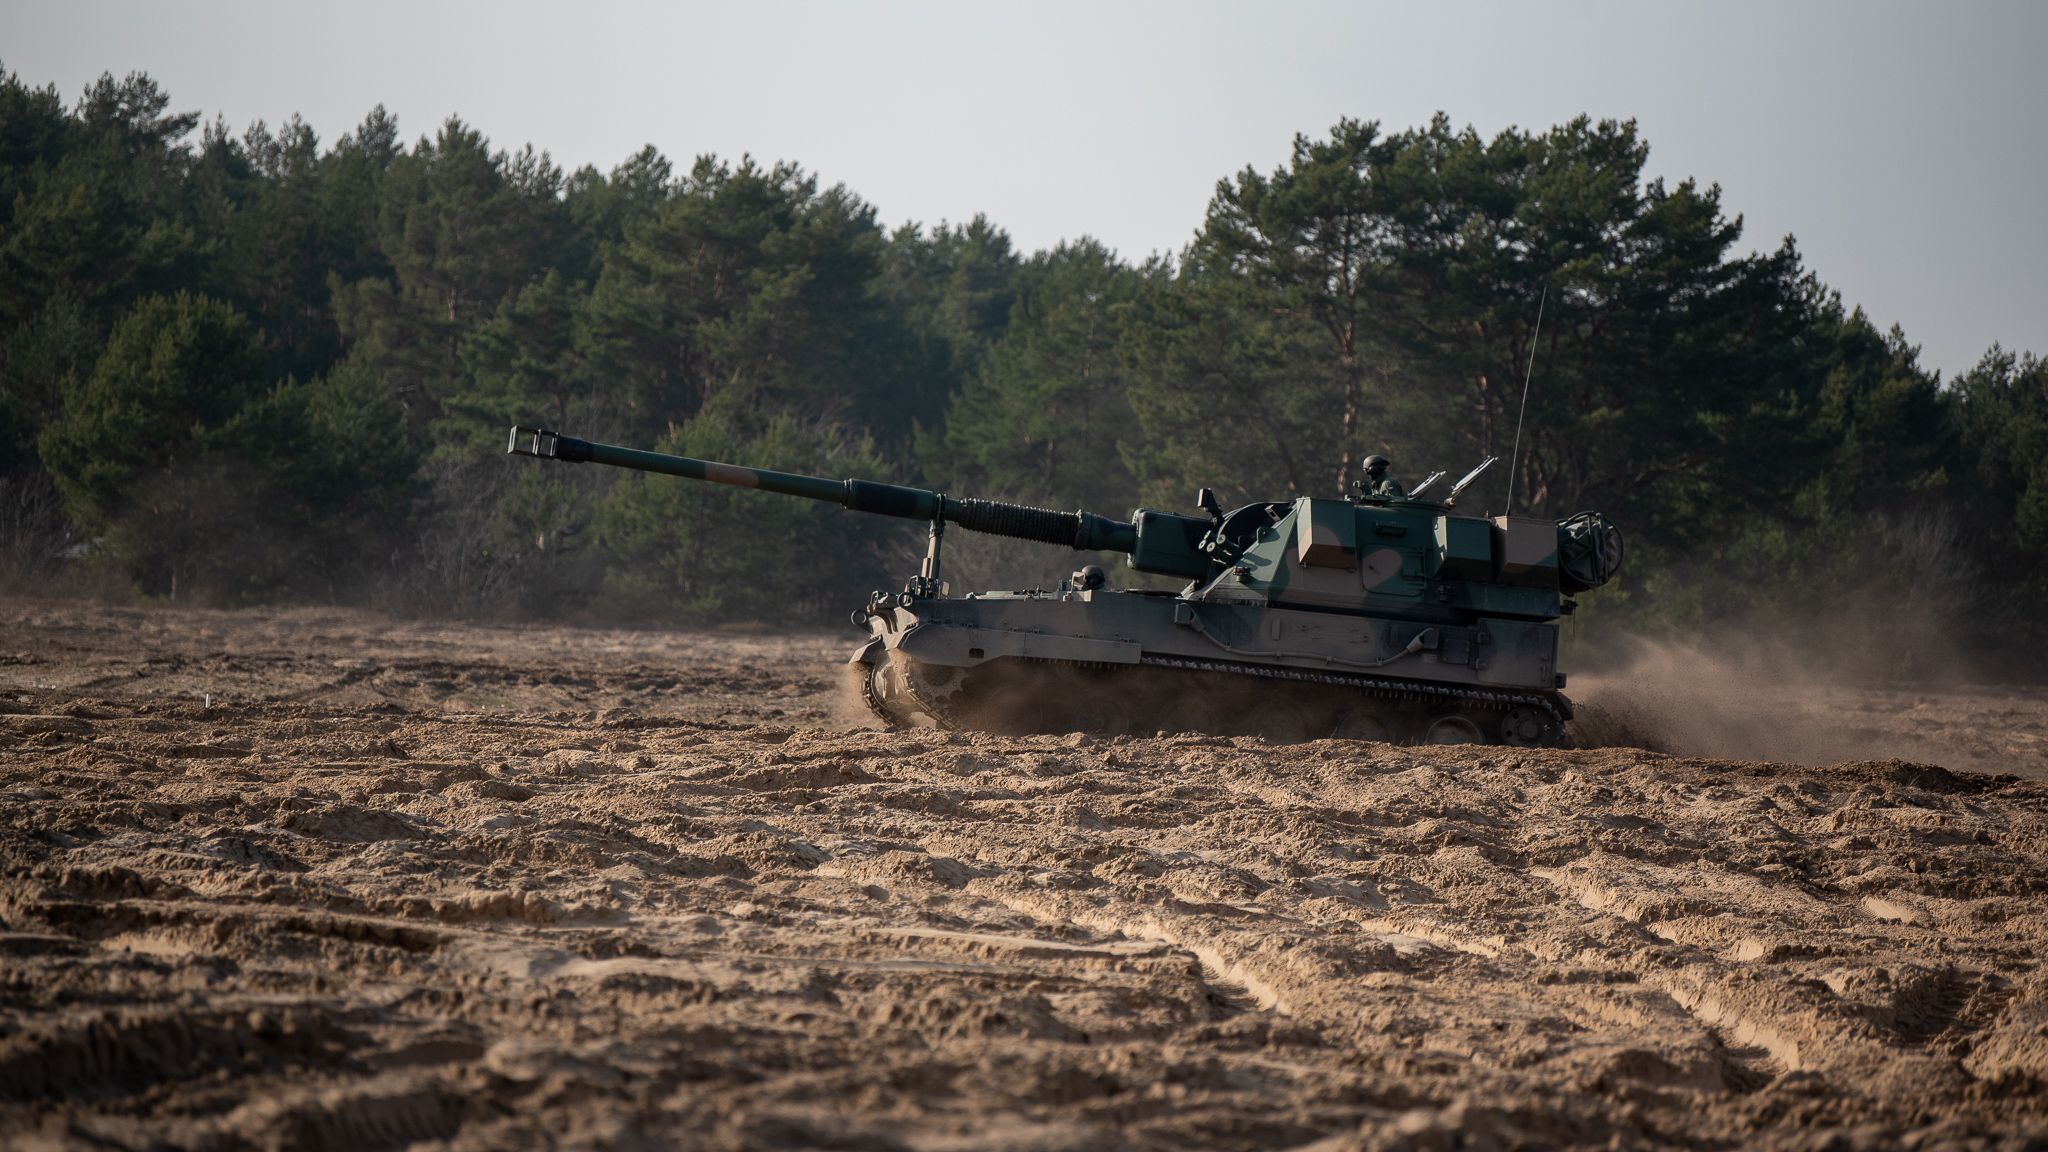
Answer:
xmin=2 ymin=601 xmax=2046 ymax=1149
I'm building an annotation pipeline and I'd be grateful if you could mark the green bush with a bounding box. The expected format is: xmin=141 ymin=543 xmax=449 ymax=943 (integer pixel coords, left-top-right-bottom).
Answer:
xmin=38 ymin=293 xmax=415 ymax=600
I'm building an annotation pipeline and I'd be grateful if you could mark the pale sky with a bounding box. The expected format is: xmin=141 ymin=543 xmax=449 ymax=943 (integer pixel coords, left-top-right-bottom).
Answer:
xmin=7 ymin=0 xmax=2044 ymax=378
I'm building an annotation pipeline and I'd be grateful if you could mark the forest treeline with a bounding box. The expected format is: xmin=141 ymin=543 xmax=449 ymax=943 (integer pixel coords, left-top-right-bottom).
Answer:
xmin=4 ymin=68 xmax=2045 ymax=674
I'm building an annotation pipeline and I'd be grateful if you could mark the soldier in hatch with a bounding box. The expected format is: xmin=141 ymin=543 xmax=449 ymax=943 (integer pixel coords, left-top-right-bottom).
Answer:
xmin=1361 ymin=455 xmax=1405 ymax=499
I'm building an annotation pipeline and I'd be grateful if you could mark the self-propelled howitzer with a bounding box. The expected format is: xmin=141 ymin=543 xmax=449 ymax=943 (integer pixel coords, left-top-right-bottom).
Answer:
xmin=509 ymin=426 xmax=1624 ymax=746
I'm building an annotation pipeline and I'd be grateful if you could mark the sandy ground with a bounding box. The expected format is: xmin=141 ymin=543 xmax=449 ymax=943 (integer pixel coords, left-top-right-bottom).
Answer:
xmin=1 ymin=599 xmax=2046 ymax=1150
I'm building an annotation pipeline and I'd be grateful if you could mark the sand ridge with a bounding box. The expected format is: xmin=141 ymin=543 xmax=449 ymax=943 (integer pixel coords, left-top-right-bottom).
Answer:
xmin=0 ymin=602 xmax=2045 ymax=1150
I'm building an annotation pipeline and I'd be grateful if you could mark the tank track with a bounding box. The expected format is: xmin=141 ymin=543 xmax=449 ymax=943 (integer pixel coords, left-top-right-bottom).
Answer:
xmin=1138 ymin=654 xmax=1568 ymax=732
xmin=859 ymin=648 xmax=1567 ymax=747
xmin=858 ymin=654 xmax=907 ymax=732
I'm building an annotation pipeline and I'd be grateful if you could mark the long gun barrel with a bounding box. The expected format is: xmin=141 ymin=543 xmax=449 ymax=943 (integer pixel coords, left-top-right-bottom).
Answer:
xmin=508 ymin=426 xmax=1139 ymax=553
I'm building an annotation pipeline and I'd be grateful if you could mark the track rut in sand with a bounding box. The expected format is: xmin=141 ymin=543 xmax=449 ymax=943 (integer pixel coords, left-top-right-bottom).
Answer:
xmin=1 ymin=601 xmax=2046 ymax=1149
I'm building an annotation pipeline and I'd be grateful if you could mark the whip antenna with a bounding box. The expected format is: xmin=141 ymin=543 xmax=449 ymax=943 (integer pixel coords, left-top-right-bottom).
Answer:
xmin=1505 ymin=284 xmax=1546 ymax=516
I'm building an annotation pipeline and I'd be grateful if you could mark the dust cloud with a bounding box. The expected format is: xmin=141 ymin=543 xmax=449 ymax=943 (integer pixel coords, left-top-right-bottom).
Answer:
xmin=1567 ymin=632 xmax=2048 ymax=780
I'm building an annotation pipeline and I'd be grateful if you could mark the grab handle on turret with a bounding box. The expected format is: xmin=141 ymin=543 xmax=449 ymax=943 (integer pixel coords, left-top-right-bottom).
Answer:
xmin=1446 ymin=456 xmax=1497 ymax=504
xmin=1405 ymin=470 xmax=1448 ymax=499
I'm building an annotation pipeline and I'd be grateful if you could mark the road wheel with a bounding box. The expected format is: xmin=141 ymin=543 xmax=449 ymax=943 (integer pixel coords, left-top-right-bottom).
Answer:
xmin=1422 ymin=714 xmax=1485 ymax=745
xmin=1155 ymin=691 xmax=1224 ymax=736
xmin=1238 ymin=698 xmax=1313 ymax=744
xmin=1051 ymin=690 xmax=1134 ymax=737
xmin=1500 ymin=706 xmax=1555 ymax=748
xmin=1330 ymin=707 xmax=1397 ymax=743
